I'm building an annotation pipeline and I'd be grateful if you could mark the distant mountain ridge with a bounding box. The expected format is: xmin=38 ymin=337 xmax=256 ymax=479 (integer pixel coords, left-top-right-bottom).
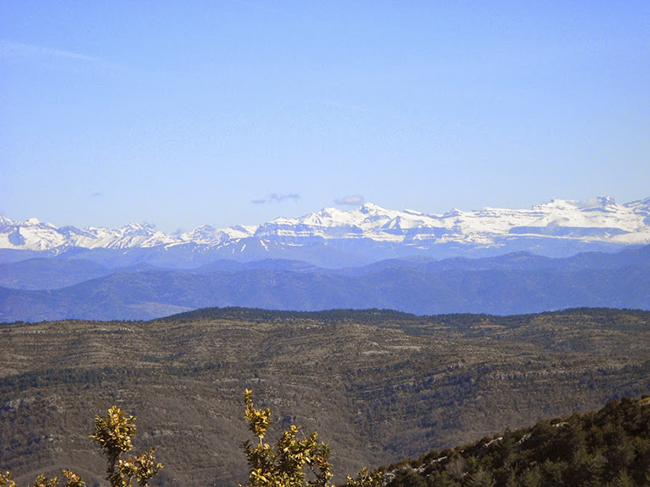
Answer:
xmin=1 ymin=245 xmax=649 ymax=322
xmin=3 ymin=197 xmax=650 ymax=322
xmin=2 ymin=196 xmax=650 ymax=267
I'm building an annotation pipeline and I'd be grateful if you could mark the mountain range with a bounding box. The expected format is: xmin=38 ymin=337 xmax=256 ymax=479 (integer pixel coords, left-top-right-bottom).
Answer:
xmin=1 ymin=244 xmax=649 ymax=322
xmin=2 ymin=196 xmax=650 ymax=322
xmin=2 ymin=196 xmax=650 ymax=268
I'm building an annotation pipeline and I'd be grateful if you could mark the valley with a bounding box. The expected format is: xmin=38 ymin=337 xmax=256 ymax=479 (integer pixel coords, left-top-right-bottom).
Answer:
xmin=1 ymin=308 xmax=649 ymax=485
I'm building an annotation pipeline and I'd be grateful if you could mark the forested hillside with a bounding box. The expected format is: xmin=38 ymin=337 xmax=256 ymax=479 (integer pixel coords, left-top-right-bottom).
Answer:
xmin=1 ymin=308 xmax=649 ymax=485
xmin=380 ymin=396 xmax=650 ymax=487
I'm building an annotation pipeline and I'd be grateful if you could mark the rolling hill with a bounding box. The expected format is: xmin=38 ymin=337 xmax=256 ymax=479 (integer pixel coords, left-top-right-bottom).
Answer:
xmin=1 ymin=308 xmax=649 ymax=485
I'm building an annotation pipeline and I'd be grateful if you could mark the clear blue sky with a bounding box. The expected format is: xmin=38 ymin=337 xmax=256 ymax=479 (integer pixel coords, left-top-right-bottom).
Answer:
xmin=1 ymin=1 xmax=649 ymax=233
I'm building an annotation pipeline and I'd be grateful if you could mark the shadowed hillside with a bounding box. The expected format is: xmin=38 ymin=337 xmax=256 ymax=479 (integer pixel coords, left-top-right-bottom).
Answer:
xmin=379 ymin=395 xmax=650 ymax=486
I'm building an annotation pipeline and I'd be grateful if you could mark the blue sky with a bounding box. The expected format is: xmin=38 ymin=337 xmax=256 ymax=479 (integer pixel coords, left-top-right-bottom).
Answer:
xmin=1 ymin=1 xmax=649 ymax=233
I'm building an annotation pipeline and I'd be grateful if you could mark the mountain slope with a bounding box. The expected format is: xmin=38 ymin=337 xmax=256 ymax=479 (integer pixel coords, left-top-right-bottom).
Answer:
xmin=1 ymin=308 xmax=649 ymax=485
xmin=380 ymin=395 xmax=650 ymax=487
xmin=1 ymin=245 xmax=650 ymax=322
xmin=2 ymin=197 xmax=650 ymax=267
xmin=0 ymin=258 xmax=113 ymax=290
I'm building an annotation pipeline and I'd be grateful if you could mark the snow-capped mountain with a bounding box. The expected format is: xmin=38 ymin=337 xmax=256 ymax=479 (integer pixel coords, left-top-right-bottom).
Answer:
xmin=252 ymin=197 xmax=650 ymax=245
xmin=0 ymin=217 xmax=177 ymax=251
xmin=2 ymin=196 xmax=650 ymax=267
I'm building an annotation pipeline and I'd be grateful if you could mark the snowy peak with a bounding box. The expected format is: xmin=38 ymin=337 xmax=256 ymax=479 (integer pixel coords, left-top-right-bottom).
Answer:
xmin=506 ymin=197 xmax=649 ymax=239
xmin=1 ymin=197 xmax=649 ymax=257
xmin=533 ymin=196 xmax=617 ymax=214
xmin=180 ymin=224 xmax=255 ymax=245
xmin=0 ymin=215 xmax=67 ymax=250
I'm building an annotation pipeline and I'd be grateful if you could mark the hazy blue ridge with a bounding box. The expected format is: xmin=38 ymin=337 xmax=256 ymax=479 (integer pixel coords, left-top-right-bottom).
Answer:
xmin=1 ymin=246 xmax=649 ymax=322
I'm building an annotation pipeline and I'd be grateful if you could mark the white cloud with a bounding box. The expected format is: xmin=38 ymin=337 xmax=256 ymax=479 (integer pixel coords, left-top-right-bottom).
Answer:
xmin=252 ymin=193 xmax=301 ymax=205
xmin=335 ymin=194 xmax=365 ymax=206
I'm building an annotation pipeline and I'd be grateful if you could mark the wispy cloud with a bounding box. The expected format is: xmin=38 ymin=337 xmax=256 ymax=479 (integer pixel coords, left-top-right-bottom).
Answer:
xmin=1 ymin=40 xmax=100 ymax=62
xmin=252 ymin=193 xmax=301 ymax=205
xmin=335 ymin=194 xmax=365 ymax=206
xmin=0 ymin=40 xmax=123 ymax=72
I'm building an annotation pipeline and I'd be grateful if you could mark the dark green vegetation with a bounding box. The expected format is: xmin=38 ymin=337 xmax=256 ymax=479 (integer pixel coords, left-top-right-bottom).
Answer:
xmin=1 ymin=308 xmax=649 ymax=485
xmin=1 ymin=245 xmax=649 ymax=322
xmin=381 ymin=396 xmax=650 ymax=486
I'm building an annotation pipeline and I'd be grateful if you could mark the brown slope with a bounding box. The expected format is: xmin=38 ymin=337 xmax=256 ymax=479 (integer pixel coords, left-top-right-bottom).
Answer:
xmin=0 ymin=308 xmax=649 ymax=485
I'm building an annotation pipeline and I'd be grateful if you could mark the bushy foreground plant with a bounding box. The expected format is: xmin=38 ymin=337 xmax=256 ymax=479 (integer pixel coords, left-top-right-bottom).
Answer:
xmin=1 ymin=406 xmax=162 ymax=487
xmin=0 ymin=471 xmax=84 ymax=487
xmin=2 ymin=391 xmax=381 ymax=487
xmin=240 ymin=389 xmax=382 ymax=487
xmin=90 ymin=406 xmax=163 ymax=487
xmin=241 ymin=388 xmax=333 ymax=486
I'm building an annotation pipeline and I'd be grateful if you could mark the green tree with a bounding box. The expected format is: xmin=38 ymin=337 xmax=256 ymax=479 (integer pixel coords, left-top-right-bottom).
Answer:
xmin=343 ymin=468 xmax=384 ymax=487
xmin=387 ymin=468 xmax=426 ymax=487
xmin=241 ymin=389 xmax=333 ymax=486
xmin=30 ymin=474 xmax=83 ymax=487
xmin=607 ymin=470 xmax=635 ymax=487
xmin=1 ymin=470 xmax=84 ymax=487
xmin=240 ymin=389 xmax=382 ymax=487
xmin=0 ymin=472 xmax=16 ymax=487
xmin=1 ymin=406 xmax=163 ymax=487
xmin=463 ymin=466 xmax=495 ymax=487
xmin=90 ymin=406 xmax=163 ymax=487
